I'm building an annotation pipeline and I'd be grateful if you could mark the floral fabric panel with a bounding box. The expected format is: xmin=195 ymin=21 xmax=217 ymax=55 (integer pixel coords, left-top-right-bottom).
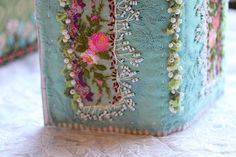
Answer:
xmin=207 ymin=0 xmax=224 ymax=81
xmin=195 ymin=0 xmax=225 ymax=95
xmin=57 ymin=0 xmax=142 ymax=120
xmin=0 ymin=0 xmax=37 ymax=65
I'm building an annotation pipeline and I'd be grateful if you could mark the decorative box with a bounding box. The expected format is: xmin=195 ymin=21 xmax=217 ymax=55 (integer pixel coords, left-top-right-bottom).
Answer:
xmin=0 ymin=0 xmax=37 ymax=65
xmin=37 ymin=0 xmax=227 ymax=136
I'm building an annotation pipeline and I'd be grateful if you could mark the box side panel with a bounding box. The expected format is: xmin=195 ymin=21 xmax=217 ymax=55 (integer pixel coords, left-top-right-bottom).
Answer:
xmin=37 ymin=0 xmax=174 ymax=132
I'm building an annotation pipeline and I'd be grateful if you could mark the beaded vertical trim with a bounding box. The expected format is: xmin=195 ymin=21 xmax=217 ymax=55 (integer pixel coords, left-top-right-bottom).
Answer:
xmin=57 ymin=0 xmax=142 ymax=121
xmin=165 ymin=0 xmax=184 ymax=113
xmin=195 ymin=0 xmax=209 ymax=96
xmin=108 ymin=0 xmax=142 ymax=110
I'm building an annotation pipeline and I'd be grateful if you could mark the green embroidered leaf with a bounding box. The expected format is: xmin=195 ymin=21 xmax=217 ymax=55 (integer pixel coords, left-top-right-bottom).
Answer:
xmin=64 ymin=87 xmax=73 ymax=98
xmin=76 ymin=21 xmax=89 ymax=51
xmin=84 ymin=69 xmax=91 ymax=79
xmin=168 ymin=79 xmax=182 ymax=90
xmin=66 ymin=81 xmax=73 ymax=88
xmin=105 ymin=86 xmax=111 ymax=97
xmin=86 ymin=15 xmax=92 ymax=22
xmin=65 ymin=75 xmax=72 ymax=81
xmin=86 ymin=27 xmax=93 ymax=36
xmin=56 ymin=11 xmax=67 ymax=21
xmin=76 ymin=45 xmax=87 ymax=52
xmin=71 ymin=100 xmax=78 ymax=111
xmin=170 ymin=94 xmax=181 ymax=107
xmin=94 ymin=24 xmax=103 ymax=32
xmin=94 ymin=72 xmax=104 ymax=80
xmin=97 ymin=0 xmax=104 ymax=15
xmin=95 ymin=97 xmax=102 ymax=105
xmin=97 ymin=53 xmax=109 ymax=59
xmin=94 ymin=64 xmax=107 ymax=71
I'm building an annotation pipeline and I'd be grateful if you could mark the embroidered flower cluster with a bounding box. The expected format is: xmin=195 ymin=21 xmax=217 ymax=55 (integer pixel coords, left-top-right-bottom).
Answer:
xmin=165 ymin=0 xmax=184 ymax=113
xmin=207 ymin=0 xmax=224 ymax=80
xmin=194 ymin=0 xmax=225 ymax=96
xmin=57 ymin=0 xmax=112 ymax=110
xmin=57 ymin=0 xmax=142 ymax=121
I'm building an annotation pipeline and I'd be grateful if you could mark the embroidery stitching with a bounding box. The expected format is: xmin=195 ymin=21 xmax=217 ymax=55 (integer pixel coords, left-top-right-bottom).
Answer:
xmin=57 ymin=0 xmax=142 ymax=121
xmin=165 ymin=0 xmax=184 ymax=113
xmin=195 ymin=0 xmax=225 ymax=96
xmin=195 ymin=0 xmax=209 ymax=96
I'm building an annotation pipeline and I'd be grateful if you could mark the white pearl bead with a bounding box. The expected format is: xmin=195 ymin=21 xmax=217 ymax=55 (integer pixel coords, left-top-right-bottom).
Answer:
xmin=169 ymin=43 xmax=173 ymax=48
xmin=77 ymin=97 xmax=81 ymax=102
xmin=176 ymin=28 xmax=181 ymax=32
xmin=65 ymin=19 xmax=71 ymax=24
xmin=62 ymin=30 xmax=68 ymax=35
xmin=60 ymin=2 xmax=66 ymax=7
xmin=67 ymin=49 xmax=73 ymax=54
xmin=171 ymin=18 xmax=176 ymax=23
xmin=64 ymin=58 xmax=69 ymax=63
xmin=168 ymin=72 xmax=174 ymax=78
xmin=169 ymin=58 xmax=174 ymax=63
xmin=71 ymin=80 xmax=76 ymax=86
xmin=79 ymin=103 xmax=84 ymax=108
xmin=70 ymin=89 xmax=75 ymax=95
xmin=63 ymin=38 xmax=68 ymax=43
xmin=175 ymin=0 xmax=183 ymax=4
xmin=67 ymin=64 xmax=72 ymax=69
xmin=70 ymin=72 xmax=75 ymax=77
xmin=175 ymin=9 xmax=181 ymax=15
xmin=65 ymin=34 xmax=70 ymax=40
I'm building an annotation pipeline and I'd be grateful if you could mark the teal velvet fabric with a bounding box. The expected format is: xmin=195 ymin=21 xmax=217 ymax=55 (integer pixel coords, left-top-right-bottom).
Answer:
xmin=37 ymin=0 xmax=226 ymax=133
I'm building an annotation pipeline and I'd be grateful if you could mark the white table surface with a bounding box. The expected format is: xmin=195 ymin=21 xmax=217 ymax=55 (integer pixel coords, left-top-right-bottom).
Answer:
xmin=0 ymin=10 xmax=236 ymax=157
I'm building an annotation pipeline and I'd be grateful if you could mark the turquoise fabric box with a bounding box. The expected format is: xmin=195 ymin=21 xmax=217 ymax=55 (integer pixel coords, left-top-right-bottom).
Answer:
xmin=37 ymin=0 xmax=227 ymax=136
xmin=0 ymin=0 xmax=37 ymax=65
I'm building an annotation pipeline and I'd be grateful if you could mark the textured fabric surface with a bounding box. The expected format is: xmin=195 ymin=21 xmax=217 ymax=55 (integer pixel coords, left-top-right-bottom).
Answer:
xmin=0 ymin=9 xmax=235 ymax=157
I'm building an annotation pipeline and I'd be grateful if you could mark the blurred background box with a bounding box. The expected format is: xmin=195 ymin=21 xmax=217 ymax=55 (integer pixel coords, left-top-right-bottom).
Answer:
xmin=0 ymin=0 xmax=37 ymax=65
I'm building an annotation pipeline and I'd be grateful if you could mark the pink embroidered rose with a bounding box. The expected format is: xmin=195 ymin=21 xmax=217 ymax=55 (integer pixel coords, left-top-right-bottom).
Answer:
xmin=0 ymin=36 xmax=5 ymax=50
xmin=98 ymin=92 xmax=103 ymax=97
xmin=96 ymin=79 xmax=104 ymax=86
xmin=91 ymin=0 xmax=96 ymax=7
xmin=91 ymin=15 xmax=99 ymax=21
xmin=208 ymin=30 xmax=217 ymax=48
xmin=6 ymin=20 xmax=19 ymax=34
xmin=88 ymin=32 xmax=110 ymax=53
xmin=212 ymin=15 xmax=220 ymax=30
xmin=81 ymin=50 xmax=98 ymax=65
